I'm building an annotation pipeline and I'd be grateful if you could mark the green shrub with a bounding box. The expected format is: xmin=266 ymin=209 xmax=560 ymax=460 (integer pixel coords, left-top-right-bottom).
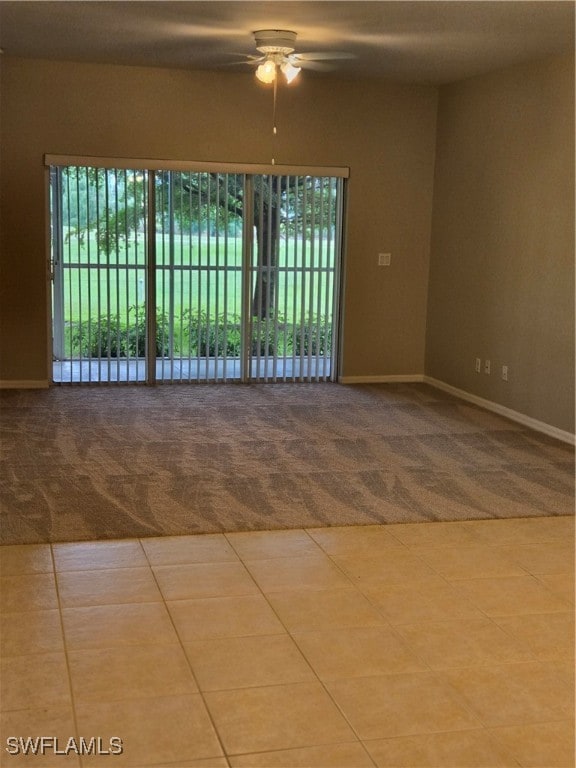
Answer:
xmin=67 ymin=309 xmax=332 ymax=359
xmin=250 ymin=316 xmax=286 ymax=357
xmin=291 ymin=318 xmax=332 ymax=356
xmin=70 ymin=305 xmax=170 ymax=358
xmin=183 ymin=309 xmax=242 ymax=357
xmin=182 ymin=310 xmax=289 ymax=358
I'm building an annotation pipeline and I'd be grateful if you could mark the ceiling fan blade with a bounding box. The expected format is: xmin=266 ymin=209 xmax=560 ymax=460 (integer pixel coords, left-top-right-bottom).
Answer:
xmin=223 ymin=53 xmax=264 ymax=62
xmin=218 ymin=53 xmax=265 ymax=67
xmin=294 ymin=60 xmax=334 ymax=72
xmin=294 ymin=51 xmax=356 ymax=62
xmin=222 ymin=60 xmax=262 ymax=67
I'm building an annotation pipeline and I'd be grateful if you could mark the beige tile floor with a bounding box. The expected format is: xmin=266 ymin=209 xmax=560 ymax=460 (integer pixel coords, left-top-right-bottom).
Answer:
xmin=0 ymin=516 xmax=574 ymax=768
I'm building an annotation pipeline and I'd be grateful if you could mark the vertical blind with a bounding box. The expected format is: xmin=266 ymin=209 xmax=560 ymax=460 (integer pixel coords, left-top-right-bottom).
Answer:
xmin=47 ymin=157 xmax=347 ymax=385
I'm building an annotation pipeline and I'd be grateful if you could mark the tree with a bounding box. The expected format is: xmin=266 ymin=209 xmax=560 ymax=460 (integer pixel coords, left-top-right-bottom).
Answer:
xmin=251 ymin=174 xmax=282 ymax=319
xmin=64 ymin=167 xmax=336 ymax=320
xmin=60 ymin=167 xmax=147 ymax=254
xmin=161 ymin=171 xmax=336 ymax=319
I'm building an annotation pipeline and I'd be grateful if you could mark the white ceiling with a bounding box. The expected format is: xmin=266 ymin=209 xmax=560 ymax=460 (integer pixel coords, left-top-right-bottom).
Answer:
xmin=0 ymin=1 xmax=573 ymax=84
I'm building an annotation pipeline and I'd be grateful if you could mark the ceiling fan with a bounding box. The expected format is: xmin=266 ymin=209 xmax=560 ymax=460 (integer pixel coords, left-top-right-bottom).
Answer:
xmin=242 ymin=29 xmax=353 ymax=84
xmin=234 ymin=29 xmax=352 ymax=164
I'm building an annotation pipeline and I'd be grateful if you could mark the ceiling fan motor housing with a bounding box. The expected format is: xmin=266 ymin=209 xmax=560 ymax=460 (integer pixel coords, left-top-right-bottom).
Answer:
xmin=254 ymin=29 xmax=297 ymax=55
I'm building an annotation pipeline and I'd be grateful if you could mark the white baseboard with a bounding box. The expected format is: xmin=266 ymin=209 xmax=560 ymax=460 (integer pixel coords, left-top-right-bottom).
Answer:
xmin=339 ymin=374 xmax=425 ymax=384
xmin=338 ymin=373 xmax=574 ymax=445
xmin=425 ymin=376 xmax=575 ymax=446
xmin=0 ymin=380 xmax=50 ymax=390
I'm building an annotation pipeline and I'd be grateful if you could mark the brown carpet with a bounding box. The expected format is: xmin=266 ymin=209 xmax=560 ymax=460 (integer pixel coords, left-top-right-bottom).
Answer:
xmin=0 ymin=382 xmax=573 ymax=544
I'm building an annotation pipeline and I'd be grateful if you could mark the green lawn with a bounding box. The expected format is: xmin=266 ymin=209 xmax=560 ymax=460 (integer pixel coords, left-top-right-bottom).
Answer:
xmin=59 ymin=233 xmax=336 ymax=325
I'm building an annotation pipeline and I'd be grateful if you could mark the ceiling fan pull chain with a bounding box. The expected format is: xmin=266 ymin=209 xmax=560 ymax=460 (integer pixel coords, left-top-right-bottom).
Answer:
xmin=271 ymin=75 xmax=278 ymax=165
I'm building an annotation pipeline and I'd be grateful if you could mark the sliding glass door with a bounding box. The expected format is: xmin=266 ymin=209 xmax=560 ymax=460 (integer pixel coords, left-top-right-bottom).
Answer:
xmin=154 ymin=170 xmax=249 ymax=383
xmin=49 ymin=160 xmax=346 ymax=385
xmin=250 ymin=174 xmax=341 ymax=382
xmin=51 ymin=166 xmax=150 ymax=383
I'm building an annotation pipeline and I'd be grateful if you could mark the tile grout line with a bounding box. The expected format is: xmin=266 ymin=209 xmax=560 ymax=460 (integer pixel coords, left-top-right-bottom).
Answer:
xmin=199 ymin=529 xmax=382 ymax=765
xmin=347 ymin=535 xmax=572 ymax=666
xmin=222 ymin=528 xmax=401 ymax=766
xmin=49 ymin=542 xmax=84 ymax=768
xmin=1 ymin=519 xmax=571 ymax=767
xmin=138 ymin=537 xmax=231 ymax=766
xmin=274 ymin=528 xmax=573 ymax=756
xmin=315 ymin=544 xmax=503 ymax=743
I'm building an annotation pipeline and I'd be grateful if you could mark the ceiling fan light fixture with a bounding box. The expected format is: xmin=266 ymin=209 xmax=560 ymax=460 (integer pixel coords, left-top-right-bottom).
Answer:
xmin=255 ymin=58 xmax=277 ymax=83
xmin=281 ymin=61 xmax=301 ymax=83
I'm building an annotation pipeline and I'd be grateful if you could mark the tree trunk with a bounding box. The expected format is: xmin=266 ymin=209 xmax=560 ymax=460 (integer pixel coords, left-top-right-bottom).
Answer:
xmin=251 ymin=203 xmax=279 ymax=319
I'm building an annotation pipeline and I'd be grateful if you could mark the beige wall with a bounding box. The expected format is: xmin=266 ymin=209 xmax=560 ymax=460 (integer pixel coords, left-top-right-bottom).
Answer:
xmin=1 ymin=54 xmax=573 ymax=435
xmin=0 ymin=57 xmax=437 ymax=382
xmin=426 ymin=53 xmax=575 ymax=433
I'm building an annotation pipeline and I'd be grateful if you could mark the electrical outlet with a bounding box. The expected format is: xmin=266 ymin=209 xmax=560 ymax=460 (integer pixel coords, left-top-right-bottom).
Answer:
xmin=475 ymin=358 xmax=481 ymax=373
xmin=484 ymin=359 xmax=491 ymax=374
xmin=502 ymin=365 xmax=508 ymax=381
xmin=378 ymin=253 xmax=391 ymax=266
